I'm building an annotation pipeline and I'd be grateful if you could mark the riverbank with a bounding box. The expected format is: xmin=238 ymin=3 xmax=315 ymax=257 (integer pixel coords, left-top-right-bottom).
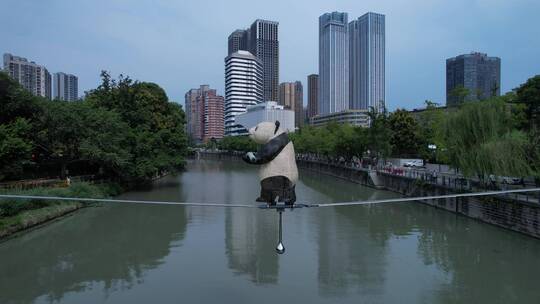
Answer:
xmin=0 ymin=182 xmax=122 ymax=240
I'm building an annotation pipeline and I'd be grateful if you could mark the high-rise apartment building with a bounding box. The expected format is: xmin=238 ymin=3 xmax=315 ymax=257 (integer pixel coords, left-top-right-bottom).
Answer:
xmin=294 ymin=81 xmax=303 ymax=128
xmin=307 ymin=74 xmax=318 ymax=119
xmin=3 ymin=53 xmax=51 ymax=99
xmin=53 ymin=72 xmax=78 ymax=101
xmin=446 ymin=52 xmax=501 ymax=107
xmin=184 ymin=85 xmax=224 ymax=143
xmin=249 ymin=20 xmax=279 ymax=102
xmin=318 ymin=12 xmax=349 ymax=115
xmin=224 ymin=50 xmax=263 ymax=136
xmin=279 ymin=82 xmax=295 ymax=109
xmin=227 ymin=19 xmax=279 ymax=102
xmin=201 ymin=89 xmax=225 ymax=142
xmin=279 ymin=81 xmax=303 ymax=128
xmin=349 ymin=12 xmax=385 ymax=112
xmin=185 ymin=86 xmax=204 ymax=142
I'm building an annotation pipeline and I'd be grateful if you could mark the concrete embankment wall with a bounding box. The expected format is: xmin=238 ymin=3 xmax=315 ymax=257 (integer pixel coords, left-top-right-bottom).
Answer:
xmin=197 ymin=152 xmax=540 ymax=239
xmin=298 ymin=159 xmax=540 ymax=239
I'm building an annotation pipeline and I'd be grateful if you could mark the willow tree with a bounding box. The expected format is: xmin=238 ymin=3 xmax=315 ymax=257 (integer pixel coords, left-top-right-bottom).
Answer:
xmin=442 ymin=97 xmax=532 ymax=180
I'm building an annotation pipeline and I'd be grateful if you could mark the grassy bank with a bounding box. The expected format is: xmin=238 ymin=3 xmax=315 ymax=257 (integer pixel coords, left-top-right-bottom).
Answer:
xmin=0 ymin=182 xmax=122 ymax=239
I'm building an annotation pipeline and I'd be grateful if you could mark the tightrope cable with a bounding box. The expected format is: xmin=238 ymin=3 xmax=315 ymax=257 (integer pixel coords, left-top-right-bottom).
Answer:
xmin=314 ymin=187 xmax=540 ymax=207
xmin=0 ymin=188 xmax=538 ymax=209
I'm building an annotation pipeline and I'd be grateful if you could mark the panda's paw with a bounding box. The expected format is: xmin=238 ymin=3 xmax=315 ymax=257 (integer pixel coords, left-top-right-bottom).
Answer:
xmin=246 ymin=152 xmax=256 ymax=162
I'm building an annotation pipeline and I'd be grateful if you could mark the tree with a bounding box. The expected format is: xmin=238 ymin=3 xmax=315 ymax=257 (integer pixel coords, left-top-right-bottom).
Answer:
xmin=332 ymin=124 xmax=367 ymax=160
xmin=417 ymin=100 xmax=447 ymax=163
xmin=449 ymin=86 xmax=470 ymax=106
xmin=0 ymin=118 xmax=33 ymax=180
xmin=0 ymin=72 xmax=42 ymax=180
xmin=514 ymin=75 xmax=540 ymax=183
xmin=85 ymin=72 xmax=188 ymax=182
xmin=442 ymin=97 xmax=532 ymax=180
xmin=515 ymin=75 xmax=540 ymax=132
xmin=367 ymin=107 xmax=391 ymax=161
xmin=387 ymin=109 xmax=422 ymax=157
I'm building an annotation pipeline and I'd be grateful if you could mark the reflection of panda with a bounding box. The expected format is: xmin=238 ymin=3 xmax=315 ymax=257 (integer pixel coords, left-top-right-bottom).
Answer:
xmin=242 ymin=121 xmax=298 ymax=206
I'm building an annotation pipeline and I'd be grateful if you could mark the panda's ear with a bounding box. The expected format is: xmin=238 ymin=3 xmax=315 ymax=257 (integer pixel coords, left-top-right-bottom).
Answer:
xmin=274 ymin=120 xmax=280 ymax=134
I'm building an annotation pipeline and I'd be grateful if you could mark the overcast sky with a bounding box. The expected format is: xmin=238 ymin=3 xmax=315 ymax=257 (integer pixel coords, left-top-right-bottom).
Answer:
xmin=2 ymin=0 xmax=539 ymax=110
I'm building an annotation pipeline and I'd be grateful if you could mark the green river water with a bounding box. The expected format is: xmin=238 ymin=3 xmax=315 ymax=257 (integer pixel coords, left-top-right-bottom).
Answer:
xmin=1 ymin=159 xmax=539 ymax=303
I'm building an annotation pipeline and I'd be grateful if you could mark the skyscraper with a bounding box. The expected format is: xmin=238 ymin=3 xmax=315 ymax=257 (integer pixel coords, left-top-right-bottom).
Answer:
xmin=185 ymin=85 xmax=208 ymax=143
xmin=224 ymin=50 xmax=263 ymax=136
xmin=307 ymin=74 xmax=319 ymax=119
xmin=228 ymin=30 xmax=248 ymax=55
xmin=227 ymin=19 xmax=279 ymax=102
xmin=279 ymin=82 xmax=295 ymax=109
xmin=349 ymin=12 xmax=385 ymax=112
xmin=446 ymin=52 xmax=501 ymax=107
xmin=294 ymin=81 xmax=303 ymax=128
xmin=3 ymin=53 xmax=51 ymax=99
xmin=53 ymin=72 xmax=78 ymax=101
xmin=279 ymin=81 xmax=303 ymax=128
xmin=201 ymin=89 xmax=225 ymax=142
xmin=184 ymin=85 xmax=225 ymax=143
xmin=248 ymin=19 xmax=279 ymax=102
xmin=319 ymin=12 xmax=349 ymax=115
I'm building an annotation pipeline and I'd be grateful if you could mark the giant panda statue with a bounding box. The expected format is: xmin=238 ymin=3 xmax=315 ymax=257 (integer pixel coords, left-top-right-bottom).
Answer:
xmin=242 ymin=120 xmax=298 ymax=206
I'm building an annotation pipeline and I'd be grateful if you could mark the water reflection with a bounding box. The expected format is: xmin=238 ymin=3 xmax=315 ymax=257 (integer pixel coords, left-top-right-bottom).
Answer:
xmin=0 ymin=203 xmax=188 ymax=303
xmin=225 ymin=208 xmax=279 ymax=284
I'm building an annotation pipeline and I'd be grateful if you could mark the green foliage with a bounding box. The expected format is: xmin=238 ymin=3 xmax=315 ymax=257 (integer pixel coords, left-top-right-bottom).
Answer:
xmin=217 ymin=136 xmax=257 ymax=152
xmin=514 ymin=75 xmax=540 ymax=132
xmin=367 ymin=107 xmax=392 ymax=159
xmin=442 ymin=97 xmax=532 ymax=178
xmin=0 ymin=72 xmax=42 ymax=180
xmin=0 ymin=72 xmax=42 ymax=125
xmin=0 ymin=182 xmax=121 ymax=218
xmin=84 ymin=72 xmax=188 ymax=182
xmin=0 ymin=118 xmax=33 ymax=180
xmin=388 ymin=109 xmax=422 ymax=157
xmin=416 ymin=101 xmax=447 ymax=162
xmin=513 ymin=75 xmax=540 ymax=181
xmin=290 ymin=122 xmax=367 ymax=160
xmin=449 ymin=85 xmax=470 ymax=106
xmin=0 ymin=70 xmax=188 ymax=183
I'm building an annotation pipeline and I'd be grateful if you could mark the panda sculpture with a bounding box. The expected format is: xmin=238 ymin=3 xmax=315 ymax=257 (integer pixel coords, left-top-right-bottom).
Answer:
xmin=242 ymin=121 xmax=298 ymax=206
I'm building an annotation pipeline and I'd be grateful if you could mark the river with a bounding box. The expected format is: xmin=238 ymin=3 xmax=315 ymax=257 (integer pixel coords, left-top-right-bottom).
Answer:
xmin=1 ymin=159 xmax=539 ymax=303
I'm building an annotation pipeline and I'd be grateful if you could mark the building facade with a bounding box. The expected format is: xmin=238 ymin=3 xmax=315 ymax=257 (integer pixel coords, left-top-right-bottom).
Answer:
xmin=319 ymin=12 xmax=349 ymax=115
xmin=53 ymin=72 xmax=78 ymax=101
xmin=185 ymin=85 xmax=224 ymax=143
xmin=294 ymin=81 xmax=303 ymax=128
xmin=311 ymin=109 xmax=370 ymax=128
xmin=446 ymin=52 xmax=501 ymax=107
xmin=201 ymin=89 xmax=225 ymax=142
xmin=227 ymin=19 xmax=279 ymax=102
xmin=248 ymin=20 xmax=279 ymax=102
xmin=279 ymin=81 xmax=303 ymax=128
xmin=228 ymin=30 xmax=248 ymax=55
xmin=349 ymin=12 xmax=385 ymax=112
xmin=224 ymin=50 xmax=264 ymax=136
xmin=278 ymin=82 xmax=295 ymax=109
xmin=307 ymin=74 xmax=319 ymax=120
xmin=235 ymin=101 xmax=295 ymax=133
xmin=185 ymin=86 xmax=204 ymax=142
xmin=3 ymin=53 xmax=51 ymax=99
